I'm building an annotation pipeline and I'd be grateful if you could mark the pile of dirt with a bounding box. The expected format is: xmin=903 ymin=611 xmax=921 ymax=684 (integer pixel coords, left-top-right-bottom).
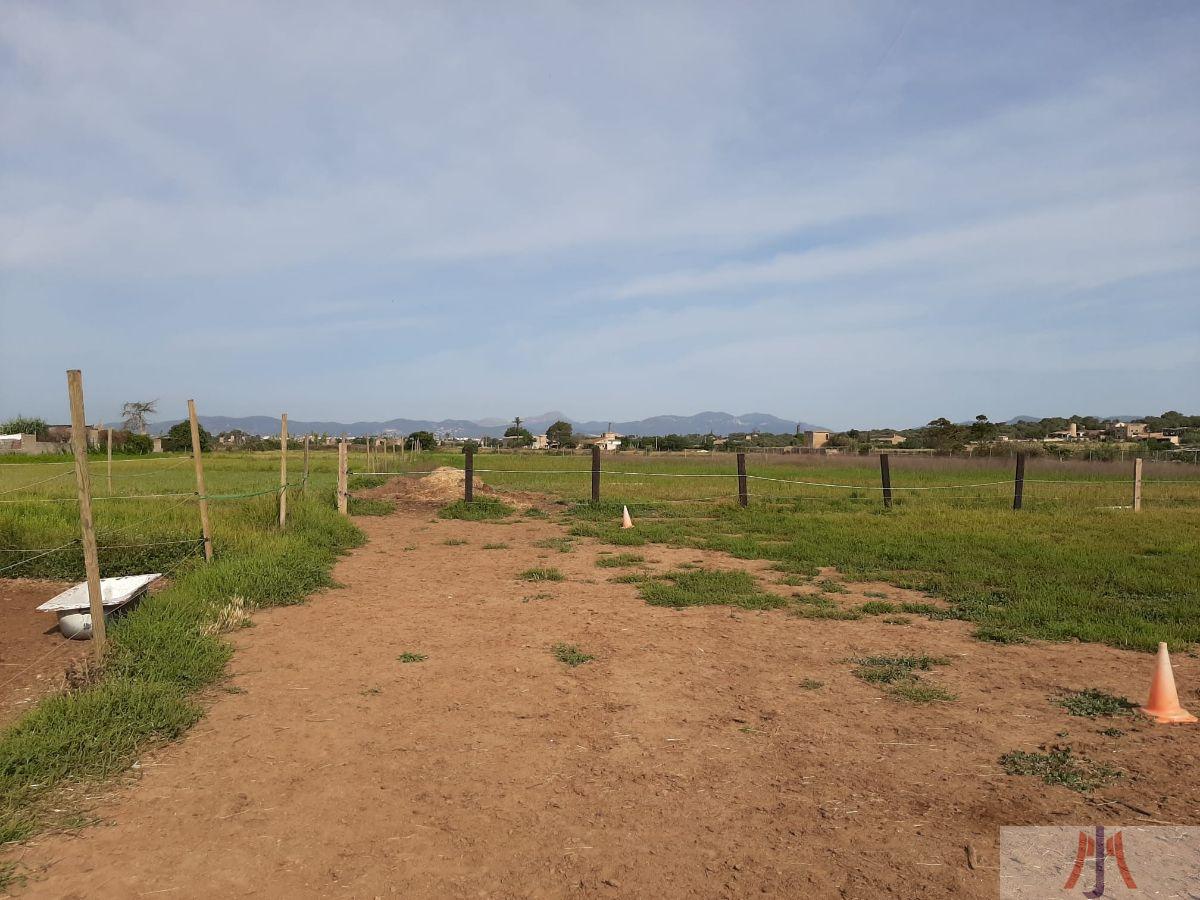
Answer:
xmin=355 ymin=466 xmax=491 ymax=503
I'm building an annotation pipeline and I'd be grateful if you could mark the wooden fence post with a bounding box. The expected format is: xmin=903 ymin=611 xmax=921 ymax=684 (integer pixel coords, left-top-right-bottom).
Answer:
xmin=465 ymin=445 xmax=474 ymax=502
xmin=591 ymin=445 xmax=601 ymax=502
xmin=106 ymin=426 xmax=113 ymax=494
xmin=1133 ymin=458 xmax=1143 ymax=512
xmin=188 ymin=399 xmax=214 ymax=561
xmin=880 ymin=453 xmax=892 ymax=509
xmin=302 ymin=434 xmax=310 ymax=498
xmin=278 ymin=413 xmax=288 ymax=528
xmin=337 ymin=439 xmax=348 ymax=515
xmin=66 ymin=370 xmax=107 ymax=659
xmin=737 ymin=452 xmax=748 ymax=507
xmin=1012 ymin=452 xmax=1026 ymax=511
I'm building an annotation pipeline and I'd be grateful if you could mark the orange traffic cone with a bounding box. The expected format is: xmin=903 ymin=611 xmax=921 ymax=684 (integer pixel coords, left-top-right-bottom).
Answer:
xmin=621 ymin=505 xmax=634 ymax=529
xmin=1141 ymin=642 xmax=1197 ymax=724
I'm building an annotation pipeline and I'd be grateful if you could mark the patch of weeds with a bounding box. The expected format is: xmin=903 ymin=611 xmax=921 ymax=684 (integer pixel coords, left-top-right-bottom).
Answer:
xmin=899 ymin=602 xmax=958 ymax=621
xmin=857 ymin=600 xmax=898 ymax=615
xmin=522 ymin=507 xmax=549 ymax=518
xmin=347 ymin=475 xmax=388 ymax=490
xmin=482 ymin=542 xmax=509 ymax=550
xmin=518 ymin=567 xmax=565 ymax=582
xmin=397 ymin=652 xmax=427 ymax=663
xmin=677 ymin=562 xmax=700 ymax=569
xmin=348 ymin=496 xmax=395 ymax=516
xmin=1100 ymin=727 xmax=1125 ymax=737
xmin=443 ymin=538 xmax=468 ymax=546
xmin=816 ymin=579 xmax=848 ymax=594
xmin=881 ymin=616 xmax=912 ymax=625
xmin=534 ymin=537 xmax=574 ymax=553
xmin=439 ymin=498 xmax=515 ymax=521
xmin=595 ymin=553 xmax=645 ymax=568
xmin=637 ymin=569 xmax=785 ymax=610
xmin=0 ymin=861 xmax=27 ymax=893
xmin=609 ymin=572 xmax=653 ymax=584
xmin=521 ymin=593 xmax=555 ymax=603
xmin=999 ymin=746 xmax=1120 ymax=792
xmin=799 ymin=678 xmax=824 ymax=690
xmin=973 ymin=624 xmax=1028 ymax=644
xmin=1056 ymin=688 xmax=1137 ymax=719
xmin=850 ymin=654 xmax=954 ymax=703
xmin=791 ymin=605 xmax=862 ymax=621
xmin=551 ymin=643 xmax=594 ymax=667
xmin=864 ymin=591 xmax=889 ymax=599
xmin=402 ymin=544 xmax=417 ymax=551
xmin=360 ymin=686 xmax=382 ymax=696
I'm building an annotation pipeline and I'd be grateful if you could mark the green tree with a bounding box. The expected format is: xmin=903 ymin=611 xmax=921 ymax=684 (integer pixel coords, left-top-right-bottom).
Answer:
xmin=968 ymin=414 xmax=998 ymax=444
xmin=123 ymin=434 xmax=153 ymax=454
xmin=547 ymin=420 xmax=574 ymax=447
xmin=0 ymin=415 xmax=48 ymax=435
xmin=408 ymin=430 xmax=437 ymax=451
xmin=922 ymin=418 xmax=967 ymax=452
xmin=162 ymin=420 xmax=211 ymax=452
xmin=504 ymin=426 xmax=533 ymax=447
xmin=461 ymin=439 xmax=480 ymax=455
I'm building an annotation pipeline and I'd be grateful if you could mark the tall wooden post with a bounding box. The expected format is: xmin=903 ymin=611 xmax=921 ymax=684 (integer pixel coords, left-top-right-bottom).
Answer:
xmin=67 ymin=370 xmax=107 ymax=658
xmin=337 ymin=439 xmax=348 ymax=515
xmin=465 ymin=445 xmax=475 ymax=502
xmin=278 ymin=413 xmax=288 ymax=528
xmin=302 ymin=435 xmax=310 ymax=498
xmin=1133 ymin=458 xmax=1143 ymax=512
xmin=880 ymin=453 xmax=893 ymax=509
xmin=1013 ymin=453 xmax=1026 ymax=511
xmin=188 ymin=400 xmax=213 ymax=561
xmin=591 ymin=445 xmax=601 ymax=502
xmin=737 ymin=452 xmax=748 ymax=507
xmin=106 ymin=426 xmax=113 ymax=494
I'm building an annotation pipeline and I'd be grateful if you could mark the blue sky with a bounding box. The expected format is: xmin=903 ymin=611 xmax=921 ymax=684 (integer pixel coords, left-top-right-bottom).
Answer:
xmin=1 ymin=1 xmax=1197 ymax=430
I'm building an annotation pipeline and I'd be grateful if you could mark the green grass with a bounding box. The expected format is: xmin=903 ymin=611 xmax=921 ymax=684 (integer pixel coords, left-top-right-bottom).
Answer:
xmin=347 ymin=496 xmax=394 ymax=516
xmin=385 ymin=450 xmax=1200 ymax=652
xmin=636 ymin=568 xmax=785 ymax=610
xmin=1055 ymin=688 xmax=1138 ymax=718
xmin=857 ymin=600 xmax=898 ymax=615
xmin=999 ymin=746 xmax=1119 ymax=792
xmin=849 ymin=654 xmax=954 ymax=703
xmin=481 ymin=542 xmax=509 ymax=550
xmin=397 ymin=652 xmax=428 ymax=663
xmin=438 ymin=498 xmax=515 ymax=521
xmin=973 ymin=623 xmax=1028 ymax=644
xmin=594 ymin=552 xmax=645 ymax=568
xmin=551 ymin=643 xmax=594 ymax=667
xmin=443 ymin=538 xmax=468 ymax=546
xmin=517 ymin=567 xmax=565 ymax=581
xmin=533 ymin=537 xmax=574 ymax=552
xmin=0 ymin=452 xmax=364 ymax=845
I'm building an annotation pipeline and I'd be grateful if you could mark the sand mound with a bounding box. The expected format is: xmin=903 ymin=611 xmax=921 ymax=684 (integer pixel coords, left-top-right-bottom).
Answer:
xmin=356 ymin=467 xmax=489 ymax=503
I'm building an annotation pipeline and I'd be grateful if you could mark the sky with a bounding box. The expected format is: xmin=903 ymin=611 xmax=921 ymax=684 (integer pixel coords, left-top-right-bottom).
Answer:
xmin=1 ymin=1 xmax=1198 ymax=431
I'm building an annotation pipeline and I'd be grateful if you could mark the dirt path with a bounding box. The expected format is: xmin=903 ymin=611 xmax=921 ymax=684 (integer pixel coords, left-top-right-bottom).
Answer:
xmin=0 ymin=579 xmax=84 ymax=728
xmin=10 ymin=506 xmax=1200 ymax=898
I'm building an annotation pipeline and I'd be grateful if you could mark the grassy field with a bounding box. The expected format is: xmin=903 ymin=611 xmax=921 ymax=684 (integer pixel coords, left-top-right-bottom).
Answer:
xmin=440 ymin=450 xmax=1200 ymax=652
xmin=0 ymin=449 xmax=370 ymax=845
xmin=2 ymin=446 xmax=1198 ymax=849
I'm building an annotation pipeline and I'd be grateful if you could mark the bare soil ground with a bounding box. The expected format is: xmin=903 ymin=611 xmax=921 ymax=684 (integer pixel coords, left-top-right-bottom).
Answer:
xmin=7 ymin=499 xmax=1200 ymax=898
xmin=0 ymin=580 xmax=85 ymax=728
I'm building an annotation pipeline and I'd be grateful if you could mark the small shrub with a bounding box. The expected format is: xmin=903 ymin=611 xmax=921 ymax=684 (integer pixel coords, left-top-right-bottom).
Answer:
xmin=552 ymin=643 xmax=593 ymax=667
xmin=799 ymin=679 xmax=824 ymax=690
xmin=518 ymin=567 xmax=565 ymax=582
xmin=482 ymin=542 xmax=510 ymax=550
xmin=439 ymin=498 xmax=514 ymax=521
xmin=397 ymin=652 xmax=428 ymax=663
xmin=443 ymin=538 xmax=468 ymax=546
xmin=1056 ymin=689 xmax=1137 ymax=718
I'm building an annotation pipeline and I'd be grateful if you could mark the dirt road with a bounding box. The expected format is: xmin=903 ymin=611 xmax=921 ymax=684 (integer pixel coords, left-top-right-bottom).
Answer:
xmin=10 ymin=505 xmax=1199 ymax=897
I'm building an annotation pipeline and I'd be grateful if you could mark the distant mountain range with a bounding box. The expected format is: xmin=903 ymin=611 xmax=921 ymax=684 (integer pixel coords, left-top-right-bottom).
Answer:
xmin=149 ymin=411 xmax=826 ymax=439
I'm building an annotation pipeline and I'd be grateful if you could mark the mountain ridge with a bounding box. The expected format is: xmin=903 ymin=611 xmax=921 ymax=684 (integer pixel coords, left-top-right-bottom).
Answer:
xmin=149 ymin=411 xmax=827 ymax=439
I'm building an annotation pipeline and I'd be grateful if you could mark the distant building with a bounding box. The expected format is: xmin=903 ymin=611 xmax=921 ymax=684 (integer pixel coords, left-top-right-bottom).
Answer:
xmin=595 ymin=431 xmax=622 ymax=452
xmin=804 ymin=430 xmax=830 ymax=449
xmin=531 ymin=434 xmax=549 ymax=450
xmin=873 ymin=433 xmax=907 ymax=446
xmin=1111 ymin=422 xmax=1149 ymax=440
